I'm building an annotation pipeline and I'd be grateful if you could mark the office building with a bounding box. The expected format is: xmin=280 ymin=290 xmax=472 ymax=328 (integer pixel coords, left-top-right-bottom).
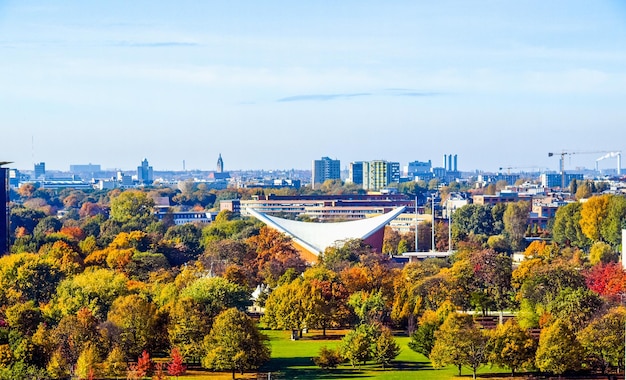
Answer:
xmin=312 ymin=157 xmax=340 ymax=189
xmin=34 ymin=162 xmax=45 ymax=179
xmin=137 ymin=158 xmax=154 ymax=185
xmin=348 ymin=161 xmax=364 ymax=186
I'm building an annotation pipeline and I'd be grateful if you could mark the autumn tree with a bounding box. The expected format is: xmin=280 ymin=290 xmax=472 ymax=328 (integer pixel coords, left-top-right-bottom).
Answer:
xmin=580 ymin=194 xmax=610 ymax=242
xmin=408 ymin=310 xmax=441 ymax=358
xmin=107 ymin=295 xmax=166 ymax=358
xmin=374 ymin=326 xmax=400 ymax=369
xmin=246 ymin=226 xmax=306 ymax=286
xmin=430 ymin=313 xmax=489 ymax=379
xmin=340 ymin=324 xmax=380 ymax=368
xmin=202 ymin=308 xmax=270 ymax=379
xmin=261 ymin=278 xmax=311 ymax=337
xmin=487 ymin=319 xmax=536 ymax=375
xmin=577 ymin=307 xmax=625 ymax=374
xmin=503 ymin=201 xmax=529 ymax=251
xmin=167 ymin=347 xmax=187 ymax=379
xmin=535 ymin=319 xmax=584 ymax=374
xmin=109 ymin=190 xmax=156 ymax=230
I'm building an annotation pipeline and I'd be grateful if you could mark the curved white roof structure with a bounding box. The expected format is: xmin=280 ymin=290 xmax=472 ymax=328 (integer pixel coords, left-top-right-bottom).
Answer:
xmin=248 ymin=207 xmax=406 ymax=259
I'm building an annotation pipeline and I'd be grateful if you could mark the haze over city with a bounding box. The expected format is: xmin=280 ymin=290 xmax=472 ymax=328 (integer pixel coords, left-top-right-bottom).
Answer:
xmin=1 ymin=1 xmax=626 ymax=172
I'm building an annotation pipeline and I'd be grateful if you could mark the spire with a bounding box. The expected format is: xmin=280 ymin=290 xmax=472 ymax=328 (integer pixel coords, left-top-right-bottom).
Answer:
xmin=217 ymin=153 xmax=224 ymax=173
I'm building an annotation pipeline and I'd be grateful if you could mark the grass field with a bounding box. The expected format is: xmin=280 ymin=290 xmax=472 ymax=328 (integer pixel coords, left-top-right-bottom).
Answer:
xmin=175 ymin=329 xmax=514 ymax=379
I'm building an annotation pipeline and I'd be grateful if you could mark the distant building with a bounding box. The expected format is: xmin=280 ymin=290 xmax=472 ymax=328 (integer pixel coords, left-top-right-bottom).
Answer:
xmin=137 ymin=158 xmax=154 ymax=185
xmin=348 ymin=161 xmax=364 ymax=186
xmin=70 ymin=164 xmax=101 ymax=174
xmin=34 ymin=162 xmax=45 ymax=179
xmin=312 ymin=157 xmax=340 ymax=189
xmin=541 ymin=173 xmax=583 ymax=188
xmin=406 ymin=160 xmax=432 ymax=179
xmin=216 ymin=153 xmax=224 ymax=173
xmin=361 ymin=160 xmax=400 ymax=191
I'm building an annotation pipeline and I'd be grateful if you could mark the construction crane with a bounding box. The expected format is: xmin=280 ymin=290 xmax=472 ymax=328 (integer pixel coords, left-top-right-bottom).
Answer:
xmin=548 ymin=150 xmax=613 ymax=189
xmin=595 ymin=152 xmax=622 ymax=175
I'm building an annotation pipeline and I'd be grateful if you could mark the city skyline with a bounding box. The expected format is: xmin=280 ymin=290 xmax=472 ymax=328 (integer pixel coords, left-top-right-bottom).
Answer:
xmin=1 ymin=1 xmax=626 ymax=172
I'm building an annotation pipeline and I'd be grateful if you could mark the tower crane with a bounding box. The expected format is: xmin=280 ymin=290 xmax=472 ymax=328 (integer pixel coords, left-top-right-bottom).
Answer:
xmin=595 ymin=152 xmax=622 ymax=175
xmin=548 ymin=150 xmax=613 ymax=189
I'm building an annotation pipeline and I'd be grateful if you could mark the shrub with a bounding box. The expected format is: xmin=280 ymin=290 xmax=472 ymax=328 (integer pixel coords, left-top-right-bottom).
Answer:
xmin=313 ymin=346 xmax=343 ymax=369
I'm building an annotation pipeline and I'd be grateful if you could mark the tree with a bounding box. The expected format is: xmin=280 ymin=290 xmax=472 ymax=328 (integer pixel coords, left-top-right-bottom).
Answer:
xmin=487 ymin=319 xmax=536 ymax=375
xmin=246 ymin=226 xmax=306 ymax=287
xmin=107 ymin=295 xmax=166 ymax=358
xmin=585 ymin=262 xmax=626 ymax=297
xmin=600 ymin=195 xmax=626 ymax=247
xmin=578 ymin=307 xmax=625 ymax=374
xmin=180 ymin=276 xmax=251 ymax=320
xmin=202 ymin=308 xmax=270 ymax=379
xmin=167 ymin=347 xmax=187 ymax=379
xmin=135 ymin=350 xmax=152 ymax=379
xmin=430 ymin=313 xmax=489 ymax=379
xmin=340 ymin=324 xmax=379 ymax=368
xmin=103 ymin=346 xmax=126 ymax=379
xmin=313 ymin=346 xmax=343 ymax=369
xmin=261 ymin=278 xmax=310 ymax=337
xmin=75 ymin=343 xmax=99 ymax=380
xmin=408 ymin=310 xmax=440 ymax=358
xmin=109 ymin=190 xmax=156 ymax=230
xmin=580 ymin=194 xmax=610 ymax=242
xmin=503 ymin=201 xmax=529 ymax=251
xmin=374 ymin=327 xmax=400 ymax=369
xmin=552 ymin=202 xmax=589 ymax=248
xmin=535 ymin=319 xmax=584 ymax=374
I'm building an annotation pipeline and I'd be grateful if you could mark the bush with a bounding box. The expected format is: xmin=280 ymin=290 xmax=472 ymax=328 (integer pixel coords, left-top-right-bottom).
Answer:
xmin=313 ymin=346 xmax=343 ymax=369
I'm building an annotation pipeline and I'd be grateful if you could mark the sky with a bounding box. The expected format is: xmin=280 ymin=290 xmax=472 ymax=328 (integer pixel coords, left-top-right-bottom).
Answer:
xmin=1 ymin=1 xmax=626 ymax=173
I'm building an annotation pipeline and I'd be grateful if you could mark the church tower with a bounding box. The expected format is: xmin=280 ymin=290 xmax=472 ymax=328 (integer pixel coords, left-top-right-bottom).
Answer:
xmin=216 ymin=153 xmax=224 ymax=173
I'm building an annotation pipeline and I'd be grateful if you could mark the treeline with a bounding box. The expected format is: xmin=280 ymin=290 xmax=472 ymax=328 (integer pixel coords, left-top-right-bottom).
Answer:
xmin=1 ymin=186 xmax=626 ymax=378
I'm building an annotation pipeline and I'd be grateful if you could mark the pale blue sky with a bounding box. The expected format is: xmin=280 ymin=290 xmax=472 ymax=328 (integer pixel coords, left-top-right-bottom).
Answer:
xmin=1 ymin=1 xmax=626 ymax=173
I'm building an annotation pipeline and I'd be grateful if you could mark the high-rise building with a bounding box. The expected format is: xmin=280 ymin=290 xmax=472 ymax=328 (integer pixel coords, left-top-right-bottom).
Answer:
xmin=217 ymin=153 xmax=224 ymax=173
xmin=406 ymin=160 xmax=432 ymax=178
xmin=348 ymin=161 xmax=364 ymax=186
xmin=352 ymin=160 xmax=400 ymax=191
xmin=0 ymin=163 xmax=10 ymax=255
xmin=34 ymin=162 xmax=45 ymax=179
xmin=311 ymin=157 xmax=340 ymax=189
xmin=137 ymin=158 xmax=154 ymax=184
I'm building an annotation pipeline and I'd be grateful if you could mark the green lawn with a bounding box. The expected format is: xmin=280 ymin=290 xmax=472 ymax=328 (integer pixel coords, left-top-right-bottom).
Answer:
xmin=259 ymin=329 xmax=511 ymax=380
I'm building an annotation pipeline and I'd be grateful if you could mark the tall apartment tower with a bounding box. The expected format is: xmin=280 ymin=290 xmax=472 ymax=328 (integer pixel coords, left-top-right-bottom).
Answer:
xmin=0 ymin=163 xmax=10 ymax=255
xmin=353 ymin=160 xmax=400 ymax=191
xmin=137 ymin=158 xmax=154 ymax=185
xmin=34 ymin=162 xmax=45 ymax=179
xmin=216 ymin=153 xmax=224 ymax=173
xmin=312 ymin=157 xmax=340 ymax=189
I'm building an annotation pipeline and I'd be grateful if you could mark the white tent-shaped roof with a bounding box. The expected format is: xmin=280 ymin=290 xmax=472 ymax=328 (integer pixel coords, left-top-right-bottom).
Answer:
xmin=247 ymin=207 xmax=406 ymax=258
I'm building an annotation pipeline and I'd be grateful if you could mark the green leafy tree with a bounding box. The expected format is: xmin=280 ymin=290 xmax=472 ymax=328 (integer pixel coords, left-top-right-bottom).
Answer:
xmin=202 ymin=308 xmax=270 ymax=379
xmin=374 ymin=326 xmax=400 ymax=369
xmin=430 ymin=313 xmax=489 ymax=379
xmin=503 ymin=201 xmax=529 ymax=251
xmin=577 ymin=307 xmax=625 ymax=374
xmin=180 ymin=276 xmax=251 ymax=320
xmin=487 ymin=319 xmax=536 ymax=375
xmin=552 ymin=202 xmax=589 ymax=248
xmin=109 ymin=190 xmax=156 ymax=230
xmin=535 ymin=319 xmax=584 ymax=374
xmin=408 ymin=310 xmax=440 ymax=358
xmin=261 ymin=278 xmax=310 ymax=337
xmin=600 ymin=195 xmax=626 ymax=247
xmin=340 ymin=324 xmax=379 ymax=368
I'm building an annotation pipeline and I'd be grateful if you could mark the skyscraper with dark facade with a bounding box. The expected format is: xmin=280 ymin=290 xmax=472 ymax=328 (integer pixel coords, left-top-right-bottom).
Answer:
xmin=137 ymin=158 xmax=153 ymax=184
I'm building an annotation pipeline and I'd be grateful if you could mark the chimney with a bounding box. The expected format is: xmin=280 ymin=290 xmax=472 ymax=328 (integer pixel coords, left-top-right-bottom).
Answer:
xmin=454 ymin=154 xmax=458 ymax=172
xmin=443 ymin=155 xmax=447 ymax=170
xmin=448 ymin=155 xmax=452 ymax=173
